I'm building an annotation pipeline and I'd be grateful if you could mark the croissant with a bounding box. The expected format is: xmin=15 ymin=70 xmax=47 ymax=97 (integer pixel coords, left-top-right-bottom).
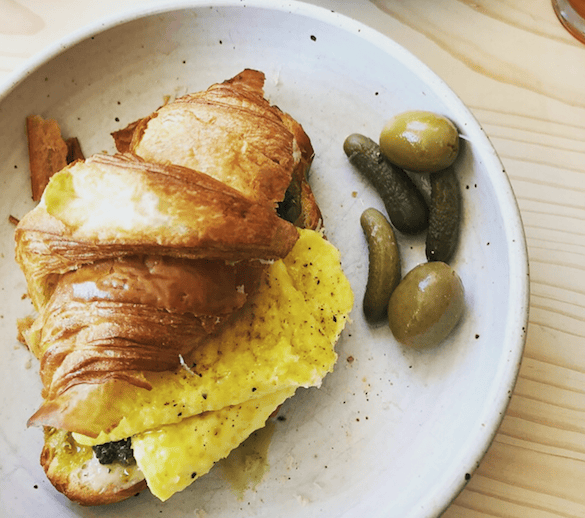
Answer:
xmin=15 ymin=70 xmax=353 ymax=505
xmin=113 ymin=68 xmax=321 ymax=228
xmin=16 ymin=153 xmax=296 ymax=310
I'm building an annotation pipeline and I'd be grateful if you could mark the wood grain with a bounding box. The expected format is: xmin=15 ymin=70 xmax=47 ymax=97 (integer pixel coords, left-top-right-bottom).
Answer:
xmin=1 ymin=0 xmax=583 ymax=517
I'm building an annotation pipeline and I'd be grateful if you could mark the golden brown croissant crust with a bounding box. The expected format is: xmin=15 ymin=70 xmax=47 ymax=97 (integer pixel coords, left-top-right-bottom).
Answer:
xmin=15 ymin=153 xmax=297 ymax=310
xmin=118 ymin=69 xmax=312 ymax=207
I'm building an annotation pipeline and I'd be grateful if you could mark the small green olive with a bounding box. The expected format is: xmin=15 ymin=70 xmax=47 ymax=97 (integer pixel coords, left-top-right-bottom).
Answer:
xmin=387 ymin=261 xmax=464 ymax=349
xmin=379 ymin=111 xmax=459 ymax=173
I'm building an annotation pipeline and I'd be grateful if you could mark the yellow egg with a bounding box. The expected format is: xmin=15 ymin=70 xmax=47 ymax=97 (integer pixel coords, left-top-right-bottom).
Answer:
xmin=67 ymin=229 xmax=353 ymax=500
xmin=132 ymin=388 xmax=296 ymax=501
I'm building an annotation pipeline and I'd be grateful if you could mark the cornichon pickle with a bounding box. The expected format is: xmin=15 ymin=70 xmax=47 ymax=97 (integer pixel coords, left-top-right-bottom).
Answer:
xmin=425 ymin=166 xmax=461 ymax=263
xmin=344 ymin=134 xmax=429 ymax=234
xmin=360 ymin=208 xmax=401 ymax=323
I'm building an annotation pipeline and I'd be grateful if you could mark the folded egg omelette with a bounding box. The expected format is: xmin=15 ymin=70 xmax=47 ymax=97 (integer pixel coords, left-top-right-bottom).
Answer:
xmin=41 ymin=228 xmax=353 ymax=502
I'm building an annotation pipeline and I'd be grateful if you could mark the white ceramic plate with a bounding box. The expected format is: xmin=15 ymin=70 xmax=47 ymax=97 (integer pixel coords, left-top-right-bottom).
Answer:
xmin=0 ymin=2 xmax=529 ymax=517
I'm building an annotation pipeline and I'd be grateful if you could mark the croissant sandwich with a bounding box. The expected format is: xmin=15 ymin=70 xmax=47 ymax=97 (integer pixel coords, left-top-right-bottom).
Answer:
xmin=15 ymin=69 xmax=353 ymax=505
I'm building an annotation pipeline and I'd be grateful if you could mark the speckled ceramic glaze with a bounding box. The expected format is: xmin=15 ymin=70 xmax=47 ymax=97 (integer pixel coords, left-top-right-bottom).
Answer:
xmin=0 ymin=2 xmax=529 ymax=517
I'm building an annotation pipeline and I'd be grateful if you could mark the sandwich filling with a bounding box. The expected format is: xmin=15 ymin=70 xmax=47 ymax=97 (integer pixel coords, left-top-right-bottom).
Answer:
xmin=41 ymin=229 xmax=353 ymax=502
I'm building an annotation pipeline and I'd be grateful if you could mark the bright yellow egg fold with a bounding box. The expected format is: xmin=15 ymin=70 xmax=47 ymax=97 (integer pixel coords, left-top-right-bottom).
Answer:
xmin=69 ymin=229 xmax=353 ymax=500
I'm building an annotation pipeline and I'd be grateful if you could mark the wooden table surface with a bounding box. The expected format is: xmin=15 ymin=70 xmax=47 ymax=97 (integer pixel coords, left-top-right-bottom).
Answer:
xmin=1 ymin=1 xmax=584 ymax=517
